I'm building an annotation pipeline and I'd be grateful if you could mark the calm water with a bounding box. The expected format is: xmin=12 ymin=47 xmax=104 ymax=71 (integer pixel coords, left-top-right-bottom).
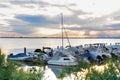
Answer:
xmin=0 ymin=38 xmax=120 ymax=54
xmin=0 ymin=38 xmax=120 ymax=49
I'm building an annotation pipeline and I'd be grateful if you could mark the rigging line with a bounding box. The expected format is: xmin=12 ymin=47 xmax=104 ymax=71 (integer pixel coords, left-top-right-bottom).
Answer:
xmin=63 ymin=27 xmax=71 ymax=47
xmin=61 ymin=13 xmax=64 ymax=48
xmin=61 ymin=13 xmax=71 ymax=47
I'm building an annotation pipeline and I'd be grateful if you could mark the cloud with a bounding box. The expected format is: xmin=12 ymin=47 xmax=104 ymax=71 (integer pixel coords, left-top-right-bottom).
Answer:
xmin=0 ymin=31 xmax=25 ymax=37
xmin=0 ymin=0 xmax=120 ymax=37
xmin=15 ymin=15 xmax=58 ymax=26
xmin=0 ymin=3 xmax=9 ymax=8
xmin=11 ymin=14 xmax=60 ymax=34
xmin=0 ymin=26 xmax=13 ymax=32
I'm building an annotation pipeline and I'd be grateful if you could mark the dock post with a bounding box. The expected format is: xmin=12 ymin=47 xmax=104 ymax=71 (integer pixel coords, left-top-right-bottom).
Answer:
xmin=24 ymin=47 xmax=26 ymax=54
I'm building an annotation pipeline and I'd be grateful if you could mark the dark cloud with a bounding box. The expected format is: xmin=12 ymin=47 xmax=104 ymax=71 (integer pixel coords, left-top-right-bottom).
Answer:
xmin=0 ymin=0 xmax=120 ymax=37
xmin=15 ymin=15 xmax=58 ymax=26
xmin=10 ymin=9 xmax=120 ymax=35
xmin=105 ymin=23 xmax=120 ymax=30
xmin=10 ymin=0 xmax=38 ymax=4
xmin=61 ymin=9 xmax=120 ymax=31
xmin=0 ymin=4 xmax=8 ymax=8
xmin=8 ymin=14 xmax=59 ymax=34
xmin=66 ymin=24 xmax=120 ymax=31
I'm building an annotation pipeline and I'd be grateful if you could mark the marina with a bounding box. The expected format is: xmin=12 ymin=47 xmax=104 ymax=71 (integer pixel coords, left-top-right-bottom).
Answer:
xmin=6 ymin=40 xmax=120 ymax=64
xmin=0 ymin=38 xmax=120 ymax=80
xmin=0 ymin=0 xmax=120 ymax=79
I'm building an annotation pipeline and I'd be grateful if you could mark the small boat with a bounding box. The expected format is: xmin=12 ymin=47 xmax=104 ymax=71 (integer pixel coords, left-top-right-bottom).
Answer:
xmin=7 ymin=53 xmax=32 ymax=61
xmin=84 ymin=51 xmax=103 ymax=64
xmin=47 ymin=56 xmax=78 ymax=66
xmin=47 ymin=47 xmax=78 ymax=66
xmin=85 ymin=43 xmax=112 ymax=58
xmin=110 ymin=48 xmax=120 ymax=57
xmin=107 ymin=43 xmax=120 ymax=57
xmin=7 ymin=48 xmax=41 ymax=61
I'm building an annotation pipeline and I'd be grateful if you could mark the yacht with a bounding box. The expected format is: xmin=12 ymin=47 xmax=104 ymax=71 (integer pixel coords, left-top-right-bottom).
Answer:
xmin=47 ymin=46 xmax=78 ymax=66
xmin=47 ymin=56 xmax=78 ymax=66
xmin=47 ymin=14 xmax=78 ymax=66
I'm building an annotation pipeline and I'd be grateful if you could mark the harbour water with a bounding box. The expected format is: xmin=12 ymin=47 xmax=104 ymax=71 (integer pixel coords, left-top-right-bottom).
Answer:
xmin=0 ymin=38 xmax=120 ymax=51
xmin=0 ymin=38 xmax=120 ymax=80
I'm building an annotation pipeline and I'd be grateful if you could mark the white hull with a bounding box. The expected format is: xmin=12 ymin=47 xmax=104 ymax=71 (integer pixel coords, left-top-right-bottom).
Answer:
xmin=8 ymin=56 xmax=30 ymax=61
xmin=48 ymin=61 xmax=78 ymax=66
xmin=47 ymin=57 xmax=78 ymax=66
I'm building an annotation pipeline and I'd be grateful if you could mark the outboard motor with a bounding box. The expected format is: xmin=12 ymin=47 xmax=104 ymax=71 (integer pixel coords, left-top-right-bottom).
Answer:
xmin=97 ymin=55 xmax=103 ymax=64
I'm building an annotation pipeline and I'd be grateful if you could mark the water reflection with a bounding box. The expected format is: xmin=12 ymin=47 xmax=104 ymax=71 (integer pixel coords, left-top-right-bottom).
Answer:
xmin=15 ymin=61 xmax=63 ymax=77
xmin=48 ymin=65 xmax=63 ymax=77
xmin=14 ymin=61 xmax=57 ymax=80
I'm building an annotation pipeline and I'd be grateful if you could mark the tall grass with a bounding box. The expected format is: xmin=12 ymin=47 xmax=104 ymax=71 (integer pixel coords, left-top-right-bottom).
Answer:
xmin=58 ymin=57 xmax=120 ymax=80
xmin=85 ymin=57 xmax=120 ymax=80
xmin=0 ymin=49 xmax=44 ymax=80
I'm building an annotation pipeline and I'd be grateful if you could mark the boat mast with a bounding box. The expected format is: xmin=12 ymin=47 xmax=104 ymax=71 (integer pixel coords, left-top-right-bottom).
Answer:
xmin=61 ymin=13 xmax=71 ymax=48
xmin=61 ymin=13 xmax=64 ymax=49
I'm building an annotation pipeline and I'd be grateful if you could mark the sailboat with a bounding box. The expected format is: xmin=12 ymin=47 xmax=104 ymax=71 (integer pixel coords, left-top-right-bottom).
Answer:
xmin=47 ymin=14 xmax=78 ymax=66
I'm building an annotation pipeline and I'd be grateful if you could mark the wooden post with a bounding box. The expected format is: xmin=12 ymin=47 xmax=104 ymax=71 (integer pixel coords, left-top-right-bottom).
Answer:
xmin=24 ymin=47 xmax=26 ymax=54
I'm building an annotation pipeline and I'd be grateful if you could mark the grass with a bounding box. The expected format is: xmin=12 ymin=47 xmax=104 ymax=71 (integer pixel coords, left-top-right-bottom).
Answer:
xmin=0 ymin=49 xmax=44 ymax=80
xmin=58 ymin=57 xmax=120 ymax=80
xmin=85 ymin=57 xmax=120 ymax=80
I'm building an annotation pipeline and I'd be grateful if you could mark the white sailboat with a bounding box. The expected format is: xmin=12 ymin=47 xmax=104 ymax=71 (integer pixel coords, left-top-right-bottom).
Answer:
xmin=47 ymin=14 xmax=78 ymax=66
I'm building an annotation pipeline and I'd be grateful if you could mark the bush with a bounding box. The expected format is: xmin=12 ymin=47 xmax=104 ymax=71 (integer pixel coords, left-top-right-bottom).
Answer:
xmin=85 ymin=57 xmax=120 ymax=80
xmin=58 ymin=57 xmax=120 ymax=80
xmin=0 ymin=50 xmax=44 ymax=80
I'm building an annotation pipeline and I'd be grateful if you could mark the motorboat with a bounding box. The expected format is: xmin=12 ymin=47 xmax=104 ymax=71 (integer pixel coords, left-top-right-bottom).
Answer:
xmin=84 ymin=43 xmax=112 ymax=58
xmin=7 ymin=53 xmax=32 ymax=61
xmin=109 ymin=43 xmax=120 ymax=49
xmin=110 ymin=48 xmax=120 ymax=57
xmin=47 ymin=56 xmax=78 ymax=66
xmin=7 ymin=48 xmax=42 ymax=61
xmin=107 ymin=43 xmax=120 ymax=57
xmin=47 ymin=46 xmax=78 ymax=66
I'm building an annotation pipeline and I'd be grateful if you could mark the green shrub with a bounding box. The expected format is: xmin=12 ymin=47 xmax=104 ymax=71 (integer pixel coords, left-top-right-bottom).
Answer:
xmin=0 ymin=50 xmax=44 ymax=80
xmin=58 ymin=57 xmax=120 ymax=80
xmin=85 ymin=57 xmax=120 ymax=80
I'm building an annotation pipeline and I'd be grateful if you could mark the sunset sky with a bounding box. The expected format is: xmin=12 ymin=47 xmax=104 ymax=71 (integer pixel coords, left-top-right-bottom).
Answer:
xmin=0 ymin=0 xmax=120 ymax=37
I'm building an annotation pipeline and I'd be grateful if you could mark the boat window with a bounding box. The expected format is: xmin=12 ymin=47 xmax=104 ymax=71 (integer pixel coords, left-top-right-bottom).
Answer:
xmin=64 ymin=58 xmax=70 ymax=60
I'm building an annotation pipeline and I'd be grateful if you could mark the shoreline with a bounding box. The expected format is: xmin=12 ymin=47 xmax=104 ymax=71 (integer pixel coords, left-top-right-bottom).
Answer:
xmin=0 ymin=37 xmax=120 ymax=39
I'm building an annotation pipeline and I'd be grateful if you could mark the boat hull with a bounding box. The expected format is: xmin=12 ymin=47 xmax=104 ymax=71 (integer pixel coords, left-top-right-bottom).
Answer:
xmin=48 ymin=61 xmax=78 ymax=66
xmin=8 ymin=56 xmax=31 ymax=61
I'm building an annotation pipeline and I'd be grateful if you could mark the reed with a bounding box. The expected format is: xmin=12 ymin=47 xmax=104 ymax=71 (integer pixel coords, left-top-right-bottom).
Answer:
xmin=0 ymin=50 xmax=44 ymax=80
xmin=85 ymin=57 xmax=120 ymax=80
xmin=58 ymin=57 xmax=120 ymax=80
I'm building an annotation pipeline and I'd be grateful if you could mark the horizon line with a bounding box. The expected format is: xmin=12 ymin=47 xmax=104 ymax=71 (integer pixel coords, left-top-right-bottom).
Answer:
xmin=0 ymin=37 xmax=120 ymax=39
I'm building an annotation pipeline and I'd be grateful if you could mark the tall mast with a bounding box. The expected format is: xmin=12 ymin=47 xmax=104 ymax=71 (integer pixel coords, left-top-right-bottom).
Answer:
xmin=61 ymin=13 xmax=64 ymax=48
